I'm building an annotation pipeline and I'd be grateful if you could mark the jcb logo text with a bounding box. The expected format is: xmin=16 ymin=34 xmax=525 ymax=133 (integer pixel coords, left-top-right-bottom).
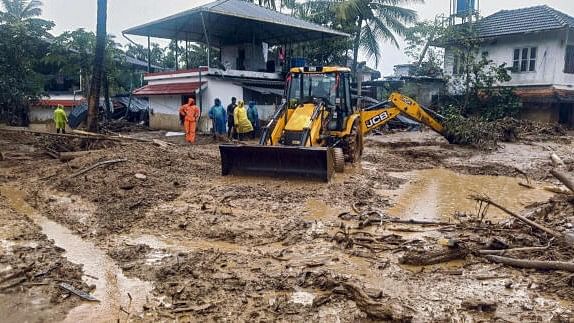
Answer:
xmin=365 ymin=112 xmax=389 ymax=128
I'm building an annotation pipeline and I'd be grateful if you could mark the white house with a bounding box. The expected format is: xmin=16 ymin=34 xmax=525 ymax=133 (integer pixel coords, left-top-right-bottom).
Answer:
xmin=133 ymin=67 xmax=284 ymax=131
xmin=442 ymin=5 xmax=574 ymax=126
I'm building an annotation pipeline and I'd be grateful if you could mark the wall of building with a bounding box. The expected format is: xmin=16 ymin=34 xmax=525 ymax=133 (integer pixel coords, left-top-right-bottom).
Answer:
xmin=148 ymin=78 xmax=247 ymax=133
xmin=553 ymin=29 xmax=574 ymax=86
xmin=221 ymin=43 xmax=267 ymax=72
xmin=149 ymin=95 xmax=183 ymax=131
xmin=29 ymin=107 xmax=72 ymax=132
xmin=444 ymin=31 xmax=570 ymax=87
xmin=520 ymin=102 xmax=559 ymax=123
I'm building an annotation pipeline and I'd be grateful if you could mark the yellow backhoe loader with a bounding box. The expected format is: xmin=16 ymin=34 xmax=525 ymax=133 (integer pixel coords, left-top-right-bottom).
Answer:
xmin=219 ymin=66 xmax=446 ymax=181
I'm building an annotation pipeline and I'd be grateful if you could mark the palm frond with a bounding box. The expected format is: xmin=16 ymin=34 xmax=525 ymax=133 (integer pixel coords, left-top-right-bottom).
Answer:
xmin=359 ymin=23 xmax=382 ymax=66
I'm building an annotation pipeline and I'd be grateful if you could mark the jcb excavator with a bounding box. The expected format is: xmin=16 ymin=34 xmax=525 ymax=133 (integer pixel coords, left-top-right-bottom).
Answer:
xmin=219 ymin=66 xmax=445 ymax=181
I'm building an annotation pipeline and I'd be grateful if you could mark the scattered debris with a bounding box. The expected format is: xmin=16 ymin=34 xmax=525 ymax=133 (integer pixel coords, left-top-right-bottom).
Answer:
xmin=68 ymin=158 xmax=128 ymax=179
xmin=58 ymin=283 xmax=99 ymax=302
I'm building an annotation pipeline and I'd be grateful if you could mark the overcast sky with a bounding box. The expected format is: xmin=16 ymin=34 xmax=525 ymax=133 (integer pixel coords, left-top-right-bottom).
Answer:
xmin=39 ymin=0 xmax=574 ymax=75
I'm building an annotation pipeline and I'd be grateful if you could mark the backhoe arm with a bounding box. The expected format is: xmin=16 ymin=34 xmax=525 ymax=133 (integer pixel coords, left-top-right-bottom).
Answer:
xmin=359 ymin=92 xmax=444 ymax=135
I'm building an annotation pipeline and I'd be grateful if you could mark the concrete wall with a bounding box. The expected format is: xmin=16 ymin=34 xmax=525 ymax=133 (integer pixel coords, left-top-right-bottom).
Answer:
xmin=149 ymin=95 xmax=182 ymax=131
xmin=554 ymin=29 xmax=574 ymax=86
xmin=221 ymin=43 xmax=267 ymax=72
xmin=521 ymin=102 xmax=559 ymax=123
xmin=29 ymin=107 xmax=72 ymax=132
xmin=444 ymin=31 xmax=572 ymax=87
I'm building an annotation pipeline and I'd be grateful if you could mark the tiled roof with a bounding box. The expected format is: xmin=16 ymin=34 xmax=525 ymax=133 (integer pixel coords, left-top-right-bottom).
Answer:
xmin=477 ymin=5 xmax=574 ymax=38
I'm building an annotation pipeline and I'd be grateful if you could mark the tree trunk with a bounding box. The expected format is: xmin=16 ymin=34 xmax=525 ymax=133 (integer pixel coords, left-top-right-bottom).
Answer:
xmin=87 ymin=0 xmax=107 ymax=132
xmin=103 ymin=71 xmax=111 ymax=120
xmin=351 ymin=19 xmax=362 ymax=82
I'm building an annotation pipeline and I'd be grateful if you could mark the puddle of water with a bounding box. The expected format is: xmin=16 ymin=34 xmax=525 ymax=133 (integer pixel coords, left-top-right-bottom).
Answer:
xmin=0 ymin=185 xmax=153 ymax=322
xmin=383 ymin=169 xmax=554 ymax=222
xmin=304 ymin=199 xmax=340 ymax=221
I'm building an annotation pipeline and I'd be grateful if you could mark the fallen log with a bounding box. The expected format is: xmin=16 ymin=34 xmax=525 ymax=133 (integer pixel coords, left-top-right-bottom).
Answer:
xmin=485 ymin=255 xmax=574 ymax=272
xmin=68 ymin=158 xmax=128 ymax=179
xmin=478 ymin=245 xmax=550 ymax=256
xmin=551 ymin=170 xmax=574 ymax=194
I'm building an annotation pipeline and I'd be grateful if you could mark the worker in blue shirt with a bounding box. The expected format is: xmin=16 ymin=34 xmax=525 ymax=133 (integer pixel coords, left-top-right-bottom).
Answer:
xmin=208 ymin=98 xmax=227 ymax=139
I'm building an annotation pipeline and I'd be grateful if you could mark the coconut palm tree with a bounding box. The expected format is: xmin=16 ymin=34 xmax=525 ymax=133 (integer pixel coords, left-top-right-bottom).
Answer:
xmin=336 ymin=0 xmax=422 ymax=75
xmin=0 ymin=0 xmax=42 ymax=22
xmin=87 ymin=0 xmax=107 ymax=132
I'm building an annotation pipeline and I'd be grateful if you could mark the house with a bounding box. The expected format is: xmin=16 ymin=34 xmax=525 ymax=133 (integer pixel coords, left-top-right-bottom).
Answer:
xmin=441 ymin=5 xmax=574 ymax=126
xmin=30 ymin=54 xmax=161 ymax=131
xmin=123 ymin=0 xmax=348 ymax=132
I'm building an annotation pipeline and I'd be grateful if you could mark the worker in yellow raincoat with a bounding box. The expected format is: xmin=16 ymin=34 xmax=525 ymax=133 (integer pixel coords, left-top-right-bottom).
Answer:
xmin=179 ymin=98 xmax=201 ymax=143
xmin=233 ymin=101 xmax=253 ymax=141
xmin=53 ymin=105 xmax=68 ymax=134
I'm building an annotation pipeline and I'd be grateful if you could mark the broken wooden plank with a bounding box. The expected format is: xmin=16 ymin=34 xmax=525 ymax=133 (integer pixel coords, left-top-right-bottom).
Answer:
xmin=551 ymin=170 xmax=574 ymax=194
xmin=58 ymin=283 xmax=99 ymax=301
xmin=68 ymin=158 xmax=128 ymax=179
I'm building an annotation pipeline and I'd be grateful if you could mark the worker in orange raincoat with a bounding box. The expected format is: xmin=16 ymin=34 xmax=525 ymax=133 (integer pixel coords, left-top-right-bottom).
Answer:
xmin=179 ymin=98 xmax=201 ymax=143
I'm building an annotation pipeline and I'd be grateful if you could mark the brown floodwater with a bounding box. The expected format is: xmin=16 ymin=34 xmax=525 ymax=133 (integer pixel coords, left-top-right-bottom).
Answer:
xmin=0 ymin=185 xmax=153 ymax=322
xmin=382 ymin=168 xmax=555 ymax=222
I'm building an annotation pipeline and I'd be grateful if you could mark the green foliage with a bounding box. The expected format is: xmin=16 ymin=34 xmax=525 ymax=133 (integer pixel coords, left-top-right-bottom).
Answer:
xmin=334 ymin=0 xmax=422 ymax=74
xmin=404 ymin=19 xmax=444 ymax=77
xmin=285 ymin=0 xmax=352 ymax=66
xmin=0 ymin=0 xmax=53 ymax=125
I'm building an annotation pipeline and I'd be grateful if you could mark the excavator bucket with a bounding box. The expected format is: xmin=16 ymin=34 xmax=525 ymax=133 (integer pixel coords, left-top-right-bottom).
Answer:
xmin=219 ymin=144 xmax=334 ymax=182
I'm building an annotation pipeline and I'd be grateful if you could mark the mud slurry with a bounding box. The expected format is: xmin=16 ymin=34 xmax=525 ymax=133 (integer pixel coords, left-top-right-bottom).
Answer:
xmin=0 ymin=129 xmax=573 ymax=321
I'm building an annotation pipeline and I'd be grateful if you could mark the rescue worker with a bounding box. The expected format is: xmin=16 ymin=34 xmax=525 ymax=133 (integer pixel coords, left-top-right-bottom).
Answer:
xmin=227 ymin=97 xmax=237 ymax=139
xmin=233 ymin=100 xmax=253 ymax=141
xmin=53 ymin=105 xmax=67 ymax=134
xmin=208 ymin=98 xmax=227 ymax=139
xmin=179 ymin=98 xmax=201 ymax=143
xmin=247 ymin=101 xmax=260 ymax=139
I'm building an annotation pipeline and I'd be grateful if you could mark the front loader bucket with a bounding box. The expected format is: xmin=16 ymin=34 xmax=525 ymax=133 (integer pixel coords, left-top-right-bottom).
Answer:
xmin=219 ymin=144 xmax=334 ymax=182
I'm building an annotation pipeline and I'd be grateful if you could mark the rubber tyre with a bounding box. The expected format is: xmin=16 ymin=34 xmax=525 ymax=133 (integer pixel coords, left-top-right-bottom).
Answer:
xmin=333 ymin=148 xmax=345 ymax=173
xmin=345 ymin=119 xmax=363 ymax=163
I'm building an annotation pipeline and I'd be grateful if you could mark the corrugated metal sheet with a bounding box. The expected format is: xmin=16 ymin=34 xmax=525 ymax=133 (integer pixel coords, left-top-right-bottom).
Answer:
xmin=133 ymin=82 xmax=206 ymax=96
xmin=123 ymin=0 xmax=349 ymax=45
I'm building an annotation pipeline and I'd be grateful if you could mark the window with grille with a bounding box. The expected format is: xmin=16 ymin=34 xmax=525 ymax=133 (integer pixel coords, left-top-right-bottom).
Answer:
xmin=565 ymin=45 xmax=574 ymax=74
xmin=512 ymin=47 xmax=537 ymax=72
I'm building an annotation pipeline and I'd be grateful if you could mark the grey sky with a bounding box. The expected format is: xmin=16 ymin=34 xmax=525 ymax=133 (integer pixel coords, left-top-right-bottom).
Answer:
xmin=40 ymin=0 xmax=574 ymax=75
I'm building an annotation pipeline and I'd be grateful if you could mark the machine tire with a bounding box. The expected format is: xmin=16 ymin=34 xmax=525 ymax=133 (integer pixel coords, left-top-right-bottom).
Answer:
xmin=333 ymin=148 xmax=345 ymax=173
xmin=345 ymin=119 xmax=363 ymax=163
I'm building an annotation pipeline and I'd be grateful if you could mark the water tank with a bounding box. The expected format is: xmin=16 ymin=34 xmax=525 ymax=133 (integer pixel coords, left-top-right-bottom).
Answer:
xmin=456 ymin=0 xmax=475 ymax=16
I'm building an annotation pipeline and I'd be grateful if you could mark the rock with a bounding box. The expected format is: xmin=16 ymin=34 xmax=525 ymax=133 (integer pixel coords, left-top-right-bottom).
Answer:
xmin=462 ymin=298 xmax=497 ymax=312
xmin=135 ymin=173 xmax=147 ymax=180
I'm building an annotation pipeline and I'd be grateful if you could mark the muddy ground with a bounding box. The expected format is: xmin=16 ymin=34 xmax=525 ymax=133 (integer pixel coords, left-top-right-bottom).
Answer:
xmin=0 ymin=128 xmax=573 ymax=322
